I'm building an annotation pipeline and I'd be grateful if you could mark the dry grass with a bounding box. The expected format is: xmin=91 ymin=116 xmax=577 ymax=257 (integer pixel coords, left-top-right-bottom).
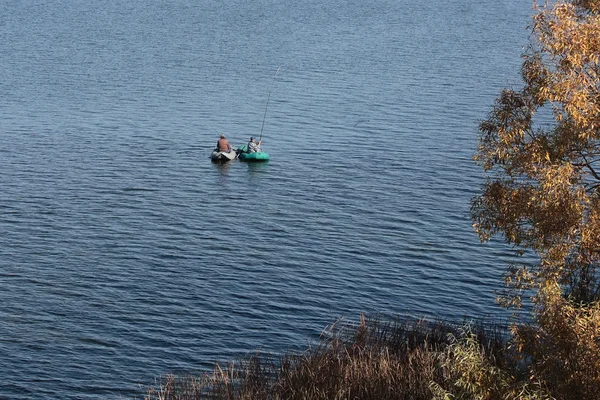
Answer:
xmin=143 ymin=315 xmax=511 ymax=400
xmin=143 ymin=311 xmax=600 ymax=399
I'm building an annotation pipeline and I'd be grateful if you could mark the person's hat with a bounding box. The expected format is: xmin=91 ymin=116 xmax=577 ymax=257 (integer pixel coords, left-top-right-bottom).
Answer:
xmin=250 ymin=136 xmax=255 ymax=140
xmin=220 ymin=134 xmax=225 ymax=138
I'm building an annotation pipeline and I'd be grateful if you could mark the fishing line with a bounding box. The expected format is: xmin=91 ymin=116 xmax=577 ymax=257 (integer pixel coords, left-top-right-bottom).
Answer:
xmin=259 ymin=66 xmax=281 ymax=141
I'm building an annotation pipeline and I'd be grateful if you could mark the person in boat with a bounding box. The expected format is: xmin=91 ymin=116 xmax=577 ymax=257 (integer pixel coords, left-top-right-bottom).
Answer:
xmin=216 ymin=134 xmax=232 ymax=153
xmin=247 ymin=136 xmax=262 ymax=153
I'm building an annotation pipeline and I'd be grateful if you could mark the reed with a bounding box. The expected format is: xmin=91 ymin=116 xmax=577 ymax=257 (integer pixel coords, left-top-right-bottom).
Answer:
xmin=143 ymin=315 xmax=515 ymax=400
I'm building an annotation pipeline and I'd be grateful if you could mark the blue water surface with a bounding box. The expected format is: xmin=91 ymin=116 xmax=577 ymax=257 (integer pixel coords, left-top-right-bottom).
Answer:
xmin=0 ymin=1 xmax=532 ymax=398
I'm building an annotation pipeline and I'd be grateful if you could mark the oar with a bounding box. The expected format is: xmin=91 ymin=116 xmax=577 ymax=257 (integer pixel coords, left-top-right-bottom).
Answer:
xmin=259 ymin=66 xmax=281 ymax=142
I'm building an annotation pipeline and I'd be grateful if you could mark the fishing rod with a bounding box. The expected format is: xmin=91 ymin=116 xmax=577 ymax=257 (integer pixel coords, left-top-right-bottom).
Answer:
xmin=259 ymin=66 xmax=281 ymax=142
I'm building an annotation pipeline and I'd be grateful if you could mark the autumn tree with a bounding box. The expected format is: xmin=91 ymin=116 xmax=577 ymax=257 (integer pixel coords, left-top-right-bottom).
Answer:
xmin=473 ymin=0 xmax=600 ymax=305
xmin=472 ymin=1 xmax=600 ymax=397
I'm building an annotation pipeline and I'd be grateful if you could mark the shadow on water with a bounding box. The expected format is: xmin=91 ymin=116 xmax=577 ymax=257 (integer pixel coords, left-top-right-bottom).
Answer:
xmin=213 ymin=160 xmax=234 ymax=175
xmin=246 ymin=161 xmax=269 ymax=176
xmin=211 ymin=159 xmax=269 ymax=177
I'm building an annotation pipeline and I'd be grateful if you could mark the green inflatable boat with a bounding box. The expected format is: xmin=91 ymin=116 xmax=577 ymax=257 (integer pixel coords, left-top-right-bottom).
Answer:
xmin=236 ymin=145 xmax=270 ymax=162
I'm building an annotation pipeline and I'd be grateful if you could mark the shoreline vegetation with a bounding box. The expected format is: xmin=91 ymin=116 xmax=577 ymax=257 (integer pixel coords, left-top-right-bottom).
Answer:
xmin=143 ymin=311 xmax=597 ymax=399
xmin=144 ymin=315 xmax=522 ymax=400
xmin=145 ymin=0 xmax=600 ymax=398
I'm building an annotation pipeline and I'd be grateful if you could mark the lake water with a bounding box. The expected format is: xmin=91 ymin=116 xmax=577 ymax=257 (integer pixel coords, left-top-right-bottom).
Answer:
xmin=0 ymin=1 xmax=533 ymax=398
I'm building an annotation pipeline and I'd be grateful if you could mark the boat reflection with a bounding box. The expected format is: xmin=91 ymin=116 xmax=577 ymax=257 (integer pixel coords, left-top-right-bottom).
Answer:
xmin=246 ymin=161 xmax=269 ymax=176
xmin=213 ymin=160 xmax=233 ymax=175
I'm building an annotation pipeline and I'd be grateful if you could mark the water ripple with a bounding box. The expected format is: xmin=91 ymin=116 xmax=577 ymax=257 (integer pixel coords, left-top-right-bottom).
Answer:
xmin=0 ymin=0 xmax=534 ymax=398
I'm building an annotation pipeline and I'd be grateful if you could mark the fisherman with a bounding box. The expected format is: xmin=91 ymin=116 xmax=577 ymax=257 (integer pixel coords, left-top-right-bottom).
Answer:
xmin=216 ymin=134 xmax=232 ymax=152
xmin=247 ymin=136 xmax=262 ymax=153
